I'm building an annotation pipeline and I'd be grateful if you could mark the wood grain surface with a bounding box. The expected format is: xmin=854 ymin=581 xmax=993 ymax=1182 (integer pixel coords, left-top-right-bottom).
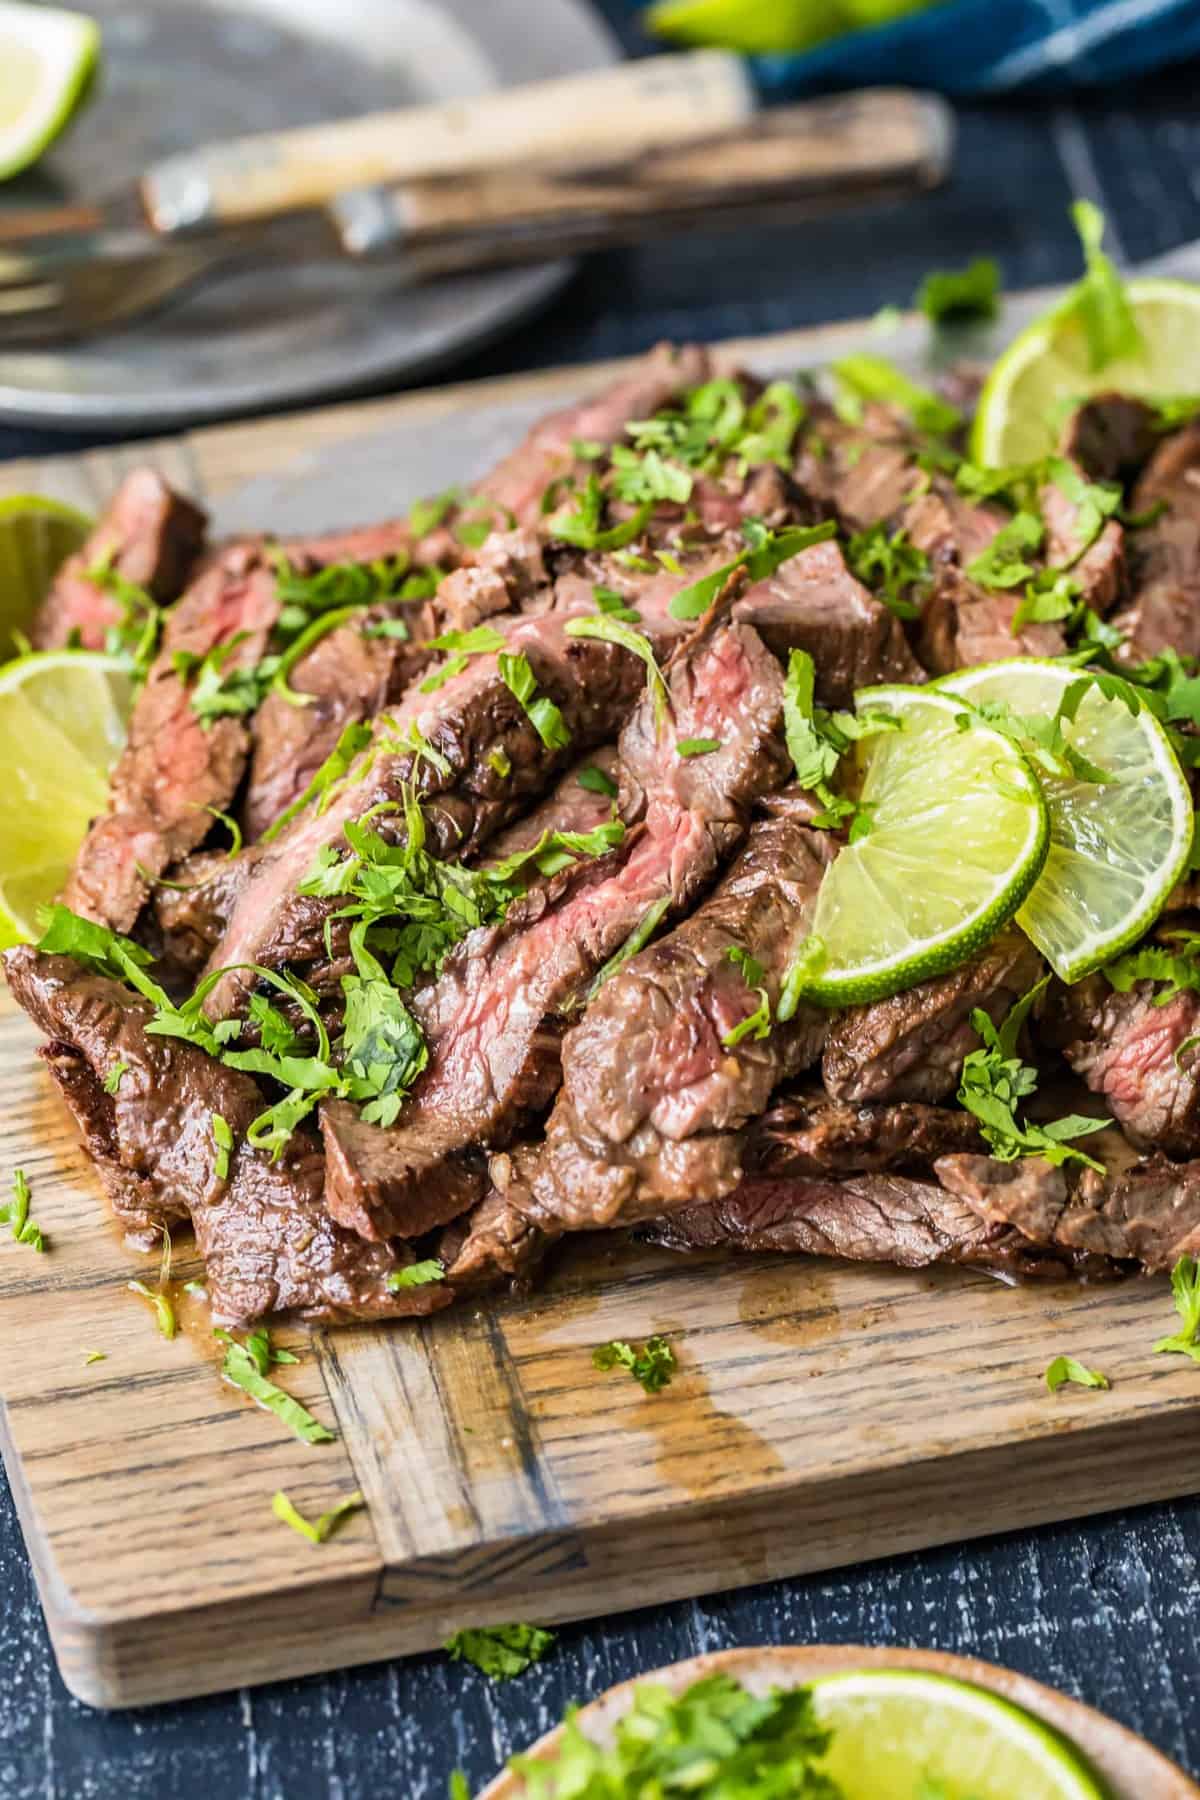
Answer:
xmin=3 ymin=324 xmax=1200 ymax=1714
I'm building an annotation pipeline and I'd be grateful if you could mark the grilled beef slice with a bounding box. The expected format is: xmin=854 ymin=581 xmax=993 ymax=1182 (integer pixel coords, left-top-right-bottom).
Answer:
xmin=6 ymin=949 xmax=443 ymax=1325
xmin=63 ymin=543 xmax=280 ymax=933
xmin=823 ymin=929 xmax=1044 ymax=1105
xmin=1060 ymin=395 xmax=1161 ymax=483
xmin=732 ymin=538 xmax=922 ymax=703
xmin=526 ymin=789 xmax=832 ymax=1231
xmin=1043 ymin=973 xmax=1200 ymax=1156
xmin=198 ymin=566 xmax=698 ymax=1019
xmin=31 ymin=469 xmax=207 ymax=651
xmin=644 ymin=1170 xmax=1066 ymax=1277
xmin=475 ymin=341 xmax=712 ymax=526
xmin=323 ymin=622 xmax=791 ymax=1241
xmin=747 ymin=1088 xmax=980 ymax=1177
xmin=1109 ymin=420 xmax=1200 ymax=661
xmin=936 ymin=1132 xmax=1180 ymax=1273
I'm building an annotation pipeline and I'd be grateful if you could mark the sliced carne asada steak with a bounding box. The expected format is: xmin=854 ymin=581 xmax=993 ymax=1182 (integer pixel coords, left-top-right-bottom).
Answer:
xmin=732 ymin=538 xmax=922 ymax=703
xmin=151 ymin=847 xmax=251 ymax=981
xmin=1039 ymin=471 xmax=1125 ymax=617
xmin=644 ymin=1168 xmax=1070 ymax=1277
xmin=822 ymin=928 xmax=1044 ymax=1105
xmin=1111 ymin=420 xmax=1200 ymax=660
xmin=199 ymin=568 xmax=699 ymax=1019
xmin=1060 ymin=395 xmax=1161 ymax=484
xmin=476 ymin=341 xmax=712 ymax=526
xmin=31 ymin=468 xmax=208 ymax=652
xmin=6 ymin=948 xmax=444 ymax=1325
xmin=1042 ymin=972 xmax=1200 ymax=1156
xmin=528 ymin=788 xmax=833 ymax=1232
xmin=438 ymin=1144 xmax=560 ymax=1292
xmin=747 ymin=1087 xmax=980 ymax=1177
xmin=323 ymin=622 xmax=791 ymax=1242
xmin=63 ymin=543 xmax=280 ymax=934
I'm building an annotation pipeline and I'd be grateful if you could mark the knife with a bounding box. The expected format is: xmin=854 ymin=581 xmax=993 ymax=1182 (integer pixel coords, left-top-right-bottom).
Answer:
xmin=0 ymin=50 xmax=758 ymax=248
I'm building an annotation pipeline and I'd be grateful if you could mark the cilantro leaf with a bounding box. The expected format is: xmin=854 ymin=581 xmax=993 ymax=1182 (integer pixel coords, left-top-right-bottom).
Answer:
xmin=958 ymin=982 xmax=1109 ymax=1170
xmin=408 ymin=489 xmax=460 ymax=537
xmin=388 ymin=1259 xmax=445 ymax=1290
xmin=339 ymin=931 xmax=429 ymax=1127
xmin=211 ymin=1111 xmax=233 ymax=1181
xmin=965 ymin=511 xmax=1044 ymax=590
xmin=722 ymin=944 xmax=771 ymax=1049
xmin=498 ymin=651 xmax=571 ymax=750
xmin=1066 ymin=200 xmax=1143 ymax=372
xmin=216 ymin=1329 xmax=335 ymax=1443
xmin=1045 ymin=1355 xmax=1109 ymax=1393
xmin=1105 ymin=929 xmax=1200 ymax=1007
xmin=845 ymin=522 xmax=930 ymax=620
xmin=103 ymin=1061 xmax=128 ymax=1095
xmin=272 ymin=1488 xmax=365 ymax=1545
xmin=550 ymin=473 xmax=653 ymax=550
xmin=128 ymin=1278 xmax=176 ymax=1338
xmin=445 ymin=1623 xmax=556 ymax=1681
xmin=589 ymin=894 xmax=672 ymax=999
xmin=609 ymin=443 xmax=693 ymax=506
xmin=565 ymin=615 xmax=669 ymax=726
xmin=677 ymin=737 xmax=720 ymax=758
xmin=916 ymin=257 xmax=1000 ymax=324
xmin=668 ymin=519 xmax=836 ymax=622
xmin=592 ymin=1335 xmax=676 ymax=1393
xmin=1155 ymin=1254 xmax=1200 ymax=1360
xmin=577 ymin=762 xmax=618 ymax=797
xmin=261 ymin=719 xmax=373 ymax=842
xmin=832 ymin=353 xmax=962 ymax=438
xmin=2 ymin=1168 xmax=44 ymax=1253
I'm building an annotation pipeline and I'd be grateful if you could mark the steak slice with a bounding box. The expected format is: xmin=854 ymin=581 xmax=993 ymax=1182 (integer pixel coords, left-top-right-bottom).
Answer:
xmin=822 ymin=929 xmax=1044 ymax=1105
xmin=936 ymin=1133 xmax=1179 ymax=1272
xmin=732 ymin=538 xmax=923 ymax=704
xmin=1111 ymin=421 xmax=1200 ymax=660
xmin=151 ymin=848 xmax=250 ymax=980
xmin=644 ymin=1169 xmax=1067 ymax=1277
xmin=31 ymin=469 xmax=207 ymax=651
xmin=1040 ymin=472 xmax=1125 ymax=617
xmin=199 ymin=568 xmax=694 ymax=1019
xmin=1060 ymin=395 xmax=1161 ymax=483
xmin=63 ymin=543 xmax=279 ymax=933
xmin=323 ymin=621 xmax=791 ymax=1242
xmin=1043 ymin=972 xmax=1200 ymax=1156
xmin=747 ymin=1087 xmax=980 ymax=1177
xmin=529 ymin=789 xmax=833 ymax=1231
xmin=476 ymin=341 xmax=711 ymax=526
xmin=5 ymin=948 xmax=439 ymax=1325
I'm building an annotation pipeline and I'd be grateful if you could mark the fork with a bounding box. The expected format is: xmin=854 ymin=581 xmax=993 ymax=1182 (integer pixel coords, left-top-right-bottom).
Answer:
xmin=0 ymin=93 xmax=950 ymax=345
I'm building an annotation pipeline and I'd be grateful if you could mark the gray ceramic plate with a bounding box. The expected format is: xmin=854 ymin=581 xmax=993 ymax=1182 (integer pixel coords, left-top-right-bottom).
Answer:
xmin=0 ymin=0 xmax=617 ymax=431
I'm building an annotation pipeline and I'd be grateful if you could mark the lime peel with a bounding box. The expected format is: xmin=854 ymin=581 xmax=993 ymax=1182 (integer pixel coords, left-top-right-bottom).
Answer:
xmin=0 ymin=2 xmax=100 ymax=181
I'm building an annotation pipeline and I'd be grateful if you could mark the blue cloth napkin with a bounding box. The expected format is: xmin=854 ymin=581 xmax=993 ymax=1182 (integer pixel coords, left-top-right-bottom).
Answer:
xmin=632 ymin=0 xmax=1200 ymax=96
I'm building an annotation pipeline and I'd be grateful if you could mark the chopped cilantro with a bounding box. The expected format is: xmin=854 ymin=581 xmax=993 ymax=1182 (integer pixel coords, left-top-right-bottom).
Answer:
xmin=1 ymin=1168 xmax=45 ymax=1252
xmin=549 ymin=473 xmax=652 ymax=551
xmin=388 ymin=1259 xmax=445 ymax=1290
xmin=722 ymin=944 xmax=771 ymax=1048
xmin=609 ymin=443 xmax=693 ymax=506
xmin=1066 ymin=200 xmax=1143 ymax=372
xmin=958 ymin=980 xmax=1109 ymax=1170
xmin=408 ymin=488 xmax=460 ymax=537
xmin=832 ymin=353 xmax=962 ymax=438
xmin=83 ymin=1350 xmax=106 ymax=1366
xmin=339 ymin=931 xmax=429 ymax=1127
xmin=498 ymin=651 xmax=571 ymax=750
xmin=593 ymin=1335 xmax=677 ymax=1393
xmin=593 ymin=583 xmax=640 ymax=622
xmin=503 ymin=1670 xmax=834 ymax=1796
xmin=216 ymin=1328 xmax=335 ymax=1443
xmin=363 ymin=617 xmax=411 ymax=641
xmin=965 ymin=511 xmax=1044 ymax=589
xmin=1045 ymin=1355 xmax=1109 ymax=1393
xmin=845 ymin=522 xmax=930 ymax=620
xmin=1155 ymin=1255 xmax=1200 ymax=1361
xmin=488 ymin=746 xmax=512 ymax=779
xmin=916 ymin=257 xmax=1000 ymax=324
xmin=272 ymin=1488 xmax=365 ymax=1544
xmin=420 ymin=624 xmax=506 ymax=694
xmin=668 ymin=519 xmax=837 ymax=622
xmin=1105 ymin=928 xmax=1200 ymax=1007
xmin=1012 ymin=569 xmax=1082 ymax=634
xmin=577 ymin=762 xmax=618 ymax=797
xmin=211 ymin=1112 xmax=233 ymax=1181
xmin=84 ymin=550 xmax=162 ymax=680
xmin=103 ymin=1061 xmax=128 ymax=1095
xmin=780 ymin=648 xmax=900 ymax=828
xmin=445 ymin=1623 xmax=556 ymax=1681
xmin=589 ymin=895 xmax=671 ymax=998
xmin=128 ymin=1278 xmax=176 ymax=1339
xmin=677 ymin=737 xmax=720 ymax=758
xmin=261 ymin=719 xmax=373 ymax=842
xmin=565 ymin=615 xmax=669 ymax=726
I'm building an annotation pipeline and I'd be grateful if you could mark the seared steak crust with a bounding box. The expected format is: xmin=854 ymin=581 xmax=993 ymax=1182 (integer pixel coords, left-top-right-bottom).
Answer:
xmin=1044 ymin=974 xmax=1200 ymax=1156
xmin=748 ymin=1088 xmax=980 ymax=1177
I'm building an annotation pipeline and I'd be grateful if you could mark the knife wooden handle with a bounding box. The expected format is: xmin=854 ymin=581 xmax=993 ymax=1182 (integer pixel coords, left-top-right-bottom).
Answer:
xmin=331 ymin=91 xmax=953 ymax=266
xmin=141 ymin=51 xmax=756 ymax=233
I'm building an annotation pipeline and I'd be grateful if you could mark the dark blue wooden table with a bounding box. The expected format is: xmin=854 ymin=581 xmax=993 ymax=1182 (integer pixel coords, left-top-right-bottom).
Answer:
xmin=4 ymin=7 xmax=1200 ymax=1793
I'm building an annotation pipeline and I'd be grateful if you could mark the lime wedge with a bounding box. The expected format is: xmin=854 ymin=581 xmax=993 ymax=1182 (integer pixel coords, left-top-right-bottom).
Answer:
xmin=0 ymin=493 xmax=94 ymax=660
xmin=790 ymin=686 xmax=1048 ymax=1007
xmin=938 ymin=658 xmax=1192 ymax=983
xmin=0 ymin=651 xmax=131 ymax=949
xmin=643 ymin=0 xmax=929 ymax=53
xmin=0 ymin=1 xmax=100 ymax=180
xmin=973 ymin=276 xmax=1200 ymax=466
xmin=812 ymin=1669 xmax=1109 ymax=1799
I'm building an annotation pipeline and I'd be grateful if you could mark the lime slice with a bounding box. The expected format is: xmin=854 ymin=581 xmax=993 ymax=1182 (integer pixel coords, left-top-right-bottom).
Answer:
xmin=792 ymin=686 xmax=1048 ymax=1007
xmin=937 ymin=658 xmax=1192 ymax=984
xmin=0 ymin=651 xmax=131 ymax=949
xmin=0 ymin=2 xmax=99 ymax=180
xmin=973 ymin=276 xmax=1200 ymax=465
xmin=812 ymin=1669 xmax=1109 ymax=1799
xmin=0 ymin=493 xmax=94 ymax=660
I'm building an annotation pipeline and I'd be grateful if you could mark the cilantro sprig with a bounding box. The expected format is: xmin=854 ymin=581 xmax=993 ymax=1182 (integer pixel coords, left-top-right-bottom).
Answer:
xmin=1154 ymin=1255 xmax=1200 ymax=1361
xmin=593 ymin=1335 xmax=676 ymax=1393
xmin=957 ymin=979 xmax=1109 ymax=1170
xmin=445 ymin=1623 xmax=556 ymax=1681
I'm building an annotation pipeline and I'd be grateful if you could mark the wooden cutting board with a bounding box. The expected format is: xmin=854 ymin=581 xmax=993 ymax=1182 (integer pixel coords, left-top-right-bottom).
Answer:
xmin=5 ymin=319 xmax=1200 ymax=1713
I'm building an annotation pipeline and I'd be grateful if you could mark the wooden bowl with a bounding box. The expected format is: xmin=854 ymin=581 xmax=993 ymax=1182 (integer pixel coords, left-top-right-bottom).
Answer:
xmin=480 ymin=1643 xmax=1199 ymax=1799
